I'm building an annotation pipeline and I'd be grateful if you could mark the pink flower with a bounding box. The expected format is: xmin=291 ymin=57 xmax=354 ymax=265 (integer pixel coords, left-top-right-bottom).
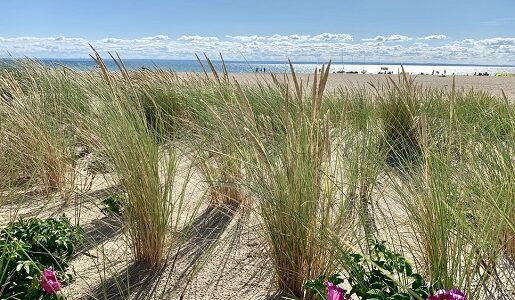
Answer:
xmin=40 ymin=268 xmax=61 ymax=294
xmin=325 ymin=281 xmax=348 ymax=300
xmin=428 ymin=288 xmax=467 ymax=300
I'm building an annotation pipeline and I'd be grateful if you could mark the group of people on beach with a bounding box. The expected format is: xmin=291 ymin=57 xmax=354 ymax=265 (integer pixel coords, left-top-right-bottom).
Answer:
xmin=432 ymin=70 xmax=447 ymax=76
xmin=377 ymin=71 xmax=394 ymax=75
xmin=255 ymin=67 xmax=266 ymax=73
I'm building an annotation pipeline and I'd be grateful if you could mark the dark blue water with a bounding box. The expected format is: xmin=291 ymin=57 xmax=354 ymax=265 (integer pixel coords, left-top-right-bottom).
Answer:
xmin=2 ymin=58 xmax=515 ymax=76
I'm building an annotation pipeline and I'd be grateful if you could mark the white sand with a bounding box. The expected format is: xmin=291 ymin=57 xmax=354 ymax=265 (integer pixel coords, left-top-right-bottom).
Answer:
xmin=229 ymin=73 xmax=515 ymax=101
xmin=1 ymin=74 xmax=513 ymax=299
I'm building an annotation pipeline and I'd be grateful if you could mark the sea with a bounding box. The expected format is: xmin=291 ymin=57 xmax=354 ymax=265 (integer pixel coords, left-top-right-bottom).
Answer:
xmin=2 ymin=58 xmax=515 ymax=76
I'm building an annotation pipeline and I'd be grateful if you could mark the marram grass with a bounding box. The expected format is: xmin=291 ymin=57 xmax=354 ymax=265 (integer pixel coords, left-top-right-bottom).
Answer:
xmin=0 ymin=57 xmax=513 ymax=299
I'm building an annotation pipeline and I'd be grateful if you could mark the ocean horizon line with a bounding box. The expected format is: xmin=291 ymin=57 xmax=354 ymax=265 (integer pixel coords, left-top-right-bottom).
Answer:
xmin=1 ymin=57 xmax=515 ymax=68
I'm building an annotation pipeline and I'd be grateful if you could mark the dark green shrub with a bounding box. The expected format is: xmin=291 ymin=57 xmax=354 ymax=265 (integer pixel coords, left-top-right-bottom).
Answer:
xmin=0 ymin=216 xmax=84 ymax=299
xmin=306 ymin=240 xmax=431 ymax=300
xmin=345 ymin=240 xmax=430 ymax=299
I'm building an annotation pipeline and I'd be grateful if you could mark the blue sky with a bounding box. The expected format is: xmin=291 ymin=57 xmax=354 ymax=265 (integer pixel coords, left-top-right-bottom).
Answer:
xmin=1 ymin=0 xmax=515 ymax=64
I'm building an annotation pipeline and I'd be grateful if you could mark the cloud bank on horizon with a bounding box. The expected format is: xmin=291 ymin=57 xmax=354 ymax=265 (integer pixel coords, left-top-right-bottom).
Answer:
xmin=1 ymin=33 xmax=514 ymax=65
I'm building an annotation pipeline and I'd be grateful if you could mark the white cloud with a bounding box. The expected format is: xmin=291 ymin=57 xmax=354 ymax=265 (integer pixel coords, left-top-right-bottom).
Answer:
xmin=0 ymin=33 xmax=514 ymax=64
xmin=311 ymin=33 xmax=353 ymax=42
xmin=477 ymin=37 xmax=515 ymax=46
xmin=226 ymin=35 xmax=266 ymax=42
xmin=102 ymin=38 xmax=124 ymax=43
xmin=177 ymin=35 xmax=218 ymax=42
xmin=143 ymin=35 xmax=170 ymax=41
xmin=362 ymin=35 xmax=386 ymax=42
xmin=461 ymin=39 xmax=476 ymax=45
xmin=227 ymin=33 xmax=353 ymax=43
xmin=267 ymin=34 xmax=310 ymax=42
xmin=288 ymin=34 xmax=310 ymax=41
xmin=418 ymin=34 xmax=447 ymax=40
xmin=386 ymin=34 xmax=411 ymax=42
xmin=460 ymin=37 xmax=515 ymax=47
xmin=362 ymin=34 xmax=411 ymax=42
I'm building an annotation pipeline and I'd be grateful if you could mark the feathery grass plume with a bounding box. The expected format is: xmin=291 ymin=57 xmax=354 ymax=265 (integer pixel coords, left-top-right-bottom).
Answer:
xmin=241 ymin=61 xmax=353 ymax=298
xmin=84 ymin=49 xmax=192 ymax=268
xmin=0 ymin=61 xmax=79 ymax=198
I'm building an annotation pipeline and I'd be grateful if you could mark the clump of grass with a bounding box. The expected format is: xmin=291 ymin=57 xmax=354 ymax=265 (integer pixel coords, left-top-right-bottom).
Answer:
xmin=134 ymin=69 xmax=183 ymax=141
xmin=388 ymin=84 xmax=514 ymax=298
xmin=83 ymin=51 xmax=189 ymax=268
xmin=375 ymin=70 xmax=423 ymax=166
xmin=181 ymin=57 xmax=246 ymax=206
xmin=240 ymin=62 xmax=353 ymax=298
xmin=0 ymin=64 xmax=78 ymax=197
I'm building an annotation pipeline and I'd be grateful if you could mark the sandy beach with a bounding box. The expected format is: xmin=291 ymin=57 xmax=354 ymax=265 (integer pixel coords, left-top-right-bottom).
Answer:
xmin=227 ymin=73 xmax=515 ymax=100
xmin=4 ymin=1 xmax=515 ymax=299
xmin=1 ymin=66 xmax=513 ymax=300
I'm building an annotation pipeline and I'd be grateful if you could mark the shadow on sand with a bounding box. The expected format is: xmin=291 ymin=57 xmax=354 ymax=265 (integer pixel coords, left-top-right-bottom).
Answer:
xmin=76 ymin=216 xmax=124 ymax=256
xmin=87 ymin=261 xmax=155 ymax=300
xmin=87 ymin=203 xmax=238 ymax=299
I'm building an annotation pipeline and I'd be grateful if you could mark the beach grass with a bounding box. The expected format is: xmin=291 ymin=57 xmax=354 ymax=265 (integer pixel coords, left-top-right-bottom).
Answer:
xmin=0 ymin=57 xmax=513 ymax=299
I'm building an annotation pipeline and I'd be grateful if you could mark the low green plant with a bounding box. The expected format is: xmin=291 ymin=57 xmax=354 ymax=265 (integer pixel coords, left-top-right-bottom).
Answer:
xmin=306 ymin=240 xmax=431 ymax=300
xmin=100 ymin=193 xmax=125 ymax=216
xmin=305 ymin=274 xmax=345 ymax=300
xmin=0 ymin=216 xmax=84 ymax=299
xmin=0 ymin=241 xmax=51 ymax=299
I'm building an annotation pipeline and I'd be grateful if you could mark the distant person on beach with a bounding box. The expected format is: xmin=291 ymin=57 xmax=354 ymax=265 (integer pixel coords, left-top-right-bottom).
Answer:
xmin=432 ymin=70 xmax=435 ymax=75
xmin=256 ymin=67 xmax=259 ymax=72
xmin=263 ymin=68 xmax=266 ymax=73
